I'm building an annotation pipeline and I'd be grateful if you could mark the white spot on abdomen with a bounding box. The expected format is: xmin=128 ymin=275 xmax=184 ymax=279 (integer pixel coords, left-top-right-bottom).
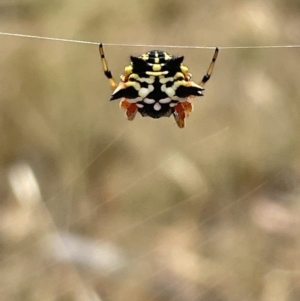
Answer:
xmin=144 ymin=98 xmax=155 ymax=104
xmin=159 ymin=77 xmax=173 ymax=84
xmin=140 ymin=77 xmax=155 ymax=84
xmin=154 ymin=103 xmax=162 ymax=111
xmin=138 ymin=88 xmax=150 ymax=98
xmin=165 ymin=87 xmax=176 ymax=97
xmin=159 ymin=97 xmax=172 ymax=104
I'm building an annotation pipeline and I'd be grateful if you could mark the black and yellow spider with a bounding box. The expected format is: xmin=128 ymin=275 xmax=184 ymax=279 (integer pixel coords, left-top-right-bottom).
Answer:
xmin=99 ymin=44 xmax=219 ymax=128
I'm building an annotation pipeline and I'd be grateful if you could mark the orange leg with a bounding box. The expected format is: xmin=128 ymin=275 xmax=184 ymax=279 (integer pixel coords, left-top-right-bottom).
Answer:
xmin=173 ymin=103 xmax=186 ymax=128
xmin=181 ymin=100 xmax=193 ymax=116
xmin=120 ymin=99 xmax=138 ymax=121
xmin=173 ymin=101 xmax=193 ymax=128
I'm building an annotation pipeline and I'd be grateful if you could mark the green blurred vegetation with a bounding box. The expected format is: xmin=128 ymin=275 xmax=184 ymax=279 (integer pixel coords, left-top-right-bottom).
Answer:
xmin=0 ymin=0 xmax=300 ymax=300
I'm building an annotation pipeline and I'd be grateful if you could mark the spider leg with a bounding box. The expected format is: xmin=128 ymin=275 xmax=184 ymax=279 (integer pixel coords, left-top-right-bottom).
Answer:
xmin=199 ymin=47 xmax=219 ymax=87
xmin=120 ymin=99 xmax=138 ymax=121
xmin=181 ymin=100 xmax=193 ymax=117
xmin=173 ymin=101 xmax=193 ymax=128
xmin=99 ymin=43 xmax=118 ymax=90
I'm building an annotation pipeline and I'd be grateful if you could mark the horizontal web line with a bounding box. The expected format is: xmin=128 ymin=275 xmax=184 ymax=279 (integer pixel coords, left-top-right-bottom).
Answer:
xmin=1 ymin=32 xmax=300 ymax=50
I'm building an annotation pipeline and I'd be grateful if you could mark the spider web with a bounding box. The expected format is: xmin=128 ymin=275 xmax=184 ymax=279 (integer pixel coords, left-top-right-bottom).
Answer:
xmin=1 ymin=1 xmax=300 ymax=301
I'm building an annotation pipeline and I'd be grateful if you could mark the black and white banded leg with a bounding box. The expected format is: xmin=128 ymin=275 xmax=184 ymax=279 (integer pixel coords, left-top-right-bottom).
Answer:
xmin=99 ymin=43 xmax=117 ymax=90
xmin=199 ymin=47 xmax=219 ymax=87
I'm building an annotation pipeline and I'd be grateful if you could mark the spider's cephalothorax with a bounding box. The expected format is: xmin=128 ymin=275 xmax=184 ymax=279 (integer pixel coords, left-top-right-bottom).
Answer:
xmin=99 ymin=44 xmax=219 ymax=128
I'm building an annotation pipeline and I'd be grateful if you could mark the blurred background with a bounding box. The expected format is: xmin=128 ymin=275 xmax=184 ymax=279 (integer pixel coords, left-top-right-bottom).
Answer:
xmin=0 ymin=0 xmax=300 ymax=300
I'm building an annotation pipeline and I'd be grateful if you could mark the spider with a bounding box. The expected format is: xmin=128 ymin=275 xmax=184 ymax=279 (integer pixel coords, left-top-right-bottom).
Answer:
xmin=99 ymin=44 xmax=219 ymax=128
